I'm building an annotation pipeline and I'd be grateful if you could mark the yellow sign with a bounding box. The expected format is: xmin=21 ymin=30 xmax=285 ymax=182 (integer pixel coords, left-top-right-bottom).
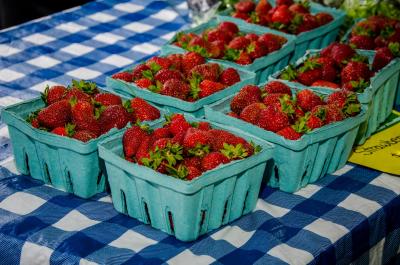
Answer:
xmin=349 ymin=111 xmax=400 ymax=175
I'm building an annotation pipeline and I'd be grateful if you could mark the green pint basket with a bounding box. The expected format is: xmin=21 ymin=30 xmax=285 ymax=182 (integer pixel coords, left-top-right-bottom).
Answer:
xmin=98 ymin=116 xmax=274 ymax=241
xmin=1 ymin=93 xmax=164 ymax=198
xmin=204 ymin=83 xmax=367 ymax=193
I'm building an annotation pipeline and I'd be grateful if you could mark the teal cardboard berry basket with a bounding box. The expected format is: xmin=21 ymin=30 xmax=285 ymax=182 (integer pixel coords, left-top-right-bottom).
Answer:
xmin=106 ymin=50 xmax=256 ymax=118
xmin=204 ymin=83 xmax=367 ymax=193
xmin=98 ymin=115 xmax=274 ymax=242
xmin=270 ymin=49 xmax=400 ymax=145
xmin=217 ymin=0 xmax=345 ymax=63
xmin=1 ymin=91 xmax=164 ymax=199
xmin=161 ymin=16 xmax=296 ymax=84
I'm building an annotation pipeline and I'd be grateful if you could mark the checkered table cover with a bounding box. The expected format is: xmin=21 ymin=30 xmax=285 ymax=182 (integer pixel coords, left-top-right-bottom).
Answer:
xmin=0 ymin=0 xmax=400 ymax=264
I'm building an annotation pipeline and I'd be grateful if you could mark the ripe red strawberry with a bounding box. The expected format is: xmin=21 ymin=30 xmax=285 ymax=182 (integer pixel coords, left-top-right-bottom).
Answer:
xmin=94 ymin=93 xmax=122 ymax=106
xmin=342 ymin=80 xmax=370 ymax=92
xmin=188 ymin=36 xmax=207 ymax=49
xmin=263 ymin=81 xmax=292 ymax=96
xmin=154 ymin=69 xmax=184 ymax=83
xmin=230 ymin=85 xmax=262 ymax=114
xmin=207 ymin=28 xmax=230 ymax=43
xmin=186 ymin=166 xmax=202 ymax=180
xmin=51 ymin=123 xmax=74 ymax=137
xmin=271 ymin=5 xmax=293 ymax=25
xmin=327 ymin=91 xmax=361 ymax=117
xmin=306 ymin=114 xmax=324 ymax=130
xmin=340 ymin=61 xmax=371 ymax=84
xmin=372 ymin=43 xmax=399 ymax=71
xmin=152 ymin=138 xmax=174 ymax=151
xmin=31 ymin=118 xmax=40 ymax=128
xmin=190 ymin=63 xmax=220 ymax=81
xmin=132 ymin=64 xmax=151 ymax=80
xmin=325 ymin=104 xmax=344 ymax=124
xmin=135 ymin=78 xmax=153 ymax=89
xmin=236 ymin=51 xmax=252 ymax=65
xmin=349 ymin=35 xmax=375 ymax=50
xmin=135 ymin=135 xmax=152 ymax=164
xmin=258 ymin=33 xmax=286 ymax=53
xmin=247 ymin=40 xmax=268 ymax=59
xmin=181 ymin=52 xmax=206 ymax=75
xmin=183 ymin=128 xmax=211 ymax=157
xmin=277 ymin=126 xmax=302 ymax=140
xmin=38 ymin=100 xmax=71 ymax=129
xmin=219 ymin=68 xmax=240 ymax=86
xmin=123 ymin=125 xmax=149 ymax=158
xmin=197 ymin=121 xmax=211 ymax=131
xmin=296 ymin=89 xmax=324 ymax=112
xmin=166 ymin=54 xmax=183 ymax=71
xmin=228 ymin=36 xmax=251 ymax=50
xmin=245 ymin=33 xmax=259 ymax=42
xmin=201 ymin=152 xmax=230 ymax=171
xmin=232 ymin=12 xmax=250 ymax=20
xmin=240 ymin=102 xmax=266 ymax=124
xmin=168 ymin=114 xmax=191 ymax=136
xmin=297 ymin=67 xmax=322 ymax=86
xmin=153 ymin=127 xmax=171 ymax=140
xmin=198 ymin=80 xmax=225 ymax=98
xmin=64 ymin=88 xmax=91 ymax=102
xmin=112 ymin=72 xmax=134 ymax=82
xmin=130 ymin=98 xmax=160 ymax=121
xmin=206 ymin=40 xmax=224 ymax=59
xmin=227 ymin=112 xmax=240 ymax=118
xmin=256 ymin=0 xmax=272 ymax=14
xmin=234 ymin=1 xmax=256 ymax=13
xmin=73 ymin=130 xmax=97 ymax=142
xmin=146 ymin=56 xmax=171 ymax=70
xmin=295 ymin=14 xmax=319 ymax=34
xmin=311 ymin=80 xmax=340 ymax=88
xmin=160 ymin=79 xmax=190 ymax=100
xmin=41 ymin=85 xmax=67 ymax=105
xmin=98 ymin=105 xmax=130 ymax=134
xmin=218 ymin=21 xmax=239 ymax=37
xmin=313 ymin=56 xmax=337 ymax=82
xmin=315 ymin=13 xmax=333 ymax=26
xmin=208 ymin=129 xmax=237 ymax=151
xmin=276 ymin=0 xmax=293 ymax=5
xmin=183 ymin=156 xmax=202 ymax=168
xmin=71 ymin=100 xmax=94 ymax=125
xmin=323 ymin=43 xmax=355 ymax=64
xmin=257 ymin=104 xmax=290 ymax=132
xmin=288 ymin=3 xmax=309 ymax=14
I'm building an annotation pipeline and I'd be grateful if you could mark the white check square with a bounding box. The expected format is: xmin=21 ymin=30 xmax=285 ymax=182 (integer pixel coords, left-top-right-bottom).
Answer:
xmin=61 ymin=43 xmax=94 ymax=56
xmin=30 ymin=80 xmax=61 ymax=92
xmin=338 ymin=194 xmax=381 ymax=217
xmin=123 ymin=22 xmax=153 ymax=33
xmin=20 ymin=242 xmax=52 ymax=265
xmin=132 ymin=43 xmax=159 ymax=54
xmin=268 ymin=244 xmax=314 ymax=265
xmin=168 ymin=250 xmax=215 ymax=265
xmin=370 ymin=173 xmax=400 ymax=195
xmin=304 ymin=218 xmax=349 ymax=243
xmin=67 ymin=67 xmax=101 ymax=80
xmin=151 ymin=9 xmax=178 ymax=21
xmin=93 ymin=32 xmax=124 ymax=44
xmin=88 ymin=12 xmax=116 ymax=23
xmin=0 ymin=69 xmax=24 ymax=82
xmin=56 ymin=22 xmax=87 ymax=33
xmin=52 ymin=210 xmax=99 ymax=232
xmin=79 ymin=259 xmax=99 ymax=265
xmin=109 ymin=230 xmax=157 ymax=252
xmin=100 ymin=55 xmax=133 ymax=67
xmin=211 ymin=225 xmax=254 ymax=248
xmin=114 ymin=3 xmax=144 ymax=13
xmin=294 ymin=184 xmax=321 ymax=199
xmin=0 ymin=192 xmax=46 ymax=215
xmin=0 ymin=44 xmax=21 ymax=56
xmin=0 ymin=96 xmax=23 ymax=107
xmin=27 ymin=55 xmax=60 ymax=68
xmin=256 ymin=200 xmax=290 ymax=218
xmin=22 ymin=33 xmax=55 ymax=45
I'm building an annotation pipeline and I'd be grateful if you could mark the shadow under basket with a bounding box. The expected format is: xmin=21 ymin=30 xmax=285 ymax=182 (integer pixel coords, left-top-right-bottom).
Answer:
xmin=98 ymin=117 xmax=274 ymax=241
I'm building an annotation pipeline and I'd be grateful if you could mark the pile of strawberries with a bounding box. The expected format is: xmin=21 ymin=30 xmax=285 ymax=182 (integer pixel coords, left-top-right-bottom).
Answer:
xmin=227 ymin=81 xmax=361 ymax=140
xmin=230 ymin=0 xmax=333 ymax=35
xmin=279 ymin=42 xmax=377 ymax=92
xmin=112 ymin=52 xmax=241 ymax=101
xmin=349 ymin=16 xmax=400 ymax=71
xmin=27 ymin=80 xmax=160 ymax=142
xmin=172 ymin=21 xmax=287 ymax=64
xmin=122 ymin=114 xmax=260 ymax=180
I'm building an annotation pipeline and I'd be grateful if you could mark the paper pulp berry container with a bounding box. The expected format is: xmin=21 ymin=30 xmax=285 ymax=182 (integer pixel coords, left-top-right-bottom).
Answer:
xmin=217 ymin=0 xmax=345 ymax=63
xmin=162 ymin=16 xmax=296 ymax=84
xmin=270 ymin=49 xmax=400 ymax=145
xmin=98 ymin=116 xmax=274 ymax=241
xmin=204 ymin=83 xmax=367 ymax=193
xmin=1 ymin=92 xmax=164 ymax=199
xmin=106 ymin=49 xmax=256 ymax=118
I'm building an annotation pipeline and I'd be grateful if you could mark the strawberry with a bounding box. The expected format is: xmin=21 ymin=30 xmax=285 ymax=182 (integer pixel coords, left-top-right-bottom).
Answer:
xmin=135 ymin=78 xmax=153 ymax=89
xmin=153 ymin=127 xmax=171 ymax=140
xmin=315 ymin=13 xmax=333 ymax=26
xmin=130 ymin=98 xmax=160 ymax=121
xmin=132 ymin=64 xmax=151 ymax=80
xmin=38 ymin=100 xmax=71 ymax=129
xmin=98 ymin=105 xmax=130 ymax=134
xmin=160 ymin=79 xmax=190 ymax=100
xmin=245 ymin=33 xmax=259 ymax=42
xmin=258 ymin=33 xmax=286 ymax=52
xmin=166 ymin=54 xmax=183 ymax=71
xmin=112 ymin=72 xmax=134 ymax=82
xmin=297 ymin=60 xmax=322 ymax=86
xmin=228 ymin=36 xmax=251 ymax=50
xmin=123 ymin=125 xmax=149 ymax=158
xmin=372 ymin=43 xmax=399 ymax=71
xmin=197 ymin=121 xmax=211 ymax=131
xmin=64 ymin=88 xmax=91 ymax=102
xmin=235 ymin=51 xmax=252 ymax=65
xmin=349 ymin=35 xmax=375 ymax=50
xmin=324 ymin=43 xmax=355 ymax=64
xmin=257 ymin=104 xmax=290 ymax=132
xmin=72 ymin=130 xmax=97 ymax=142
xmin=230 ymin=85 xmax=262 ymax=114
xmin=342 ymin=80 xmax=370 ymax=93
xmin=232 ymin=12 xmax=250 ymax=20
xmin=135 ymin=136 xmax=152 ymax=164
xmin=311 ymin=80 xmax=340 ymax=88
xmin=276 ymin=0 xmax=293 ymax=5
xmin=306 ymin=113 xmax=324 ymax=130
xmin=295 ymin=14 xmax=319 ymax=34
xmin=271 ymin=5 xmax=293 ymax=25
xmin=217 ymin=21 xmax=239 ymax=37
xmin=154 ymin=69 xmax=184 ymax=83
xmin=183 ymin=128 xmax=211 ymax=157
xmin=256 ymin=0 xmax=272 ymax=14
xmin=325 ymin=104 xmax=344 ymax=124
xmin=168 ymin=114 xmax=191 ymax=136
xmin=340 ymin=61 xmax=371 ymax=84
xmin=31 ymin=118 xmax=40 ymax=128
xmin=181 ymin=52 xmax=206 ymax=75
xmin=262 ymin=93 xmax=287 ymax=106
xmin=201 ymin=152 xmax=229 ymax=171
xmin=199 ymin=80 xmax=225 ymax=98
xmin=277 ymin=126 xmax=302 ymax=140
xmin=70 ymin=100 xmax=95 ymax=127
xmin=247 ymin=40 xmax=268 ymax=59
xmin=41 ymin=85 xmax=67 ymax=105
xmin=219 ymin=68 xmax=240 ymax=86
xmin=183 ymin=156 xmax=202 ymax=168
xmin=152 ymin=138 xmax=174 ymax=151
xmin=296 ymin=89 xmax=324 ymax=112
xmin=94 ymin=93 xmax=122 ymax=106
xmin=314 ymin=57 xmax=338 ymax=82
xmin=189 ymin=63 xmax=220 ymax=82
xmin=51 ymin=123 xmax=75 ymax=137
xmin=263 ymin=81 xmax=292 ymax=96
xmin=227 ymin=112 xmax=240 ymax=118
xmin=288 ymin=3 xmax=309 ymax=14
xmin=240 ymin=102 xmax=266 ymax=124
xmin=146 ymin=56 xmax=171 ymax=70
xmin=327 ymin=91 xmax=361 ymax=117
xmin=208 ymin=129 xmax=237 ymax=150
xmin=207 ymin=28 xmax=231 ymax=44
xmin=234 ymin=1 xmax=256 ymax=13
xmin=186 ymin=166 xmax=202 ymax=180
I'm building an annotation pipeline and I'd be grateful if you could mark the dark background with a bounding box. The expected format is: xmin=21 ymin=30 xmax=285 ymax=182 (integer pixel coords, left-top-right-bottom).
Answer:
xmin=0 ymin=0 xmax=92 ymax=29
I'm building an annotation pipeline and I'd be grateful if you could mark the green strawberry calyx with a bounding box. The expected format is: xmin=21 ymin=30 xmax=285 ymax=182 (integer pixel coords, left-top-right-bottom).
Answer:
xmin=71 ymin=79 xmax=98 ymax=95
xmin=280 ymin=64 xmax=297 ymax=81
xmin=221 ymin=143 xmax=249 ymax=160
xmin=188 ymin=143 xmax=210 ymax=157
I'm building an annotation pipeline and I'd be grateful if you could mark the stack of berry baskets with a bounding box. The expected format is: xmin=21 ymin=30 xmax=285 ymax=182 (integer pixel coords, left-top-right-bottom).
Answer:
xmin=107 ymin=49 xmax=256 ymax=117
xmin=161 ymin=17 xmax=295 ymax=83
xmin=270 ymin=42 xmax=400 ymax=144
xmin=98 ymin=113 xmax=274 ymax=241
xmin=217 ymin=0 xmax=345 ymax=63
xmin=1 ymin=80 xmax=164 ymax=198
xmin=344 ymin=15 xmax=400 ymax=109
xmin=204 ymin=80 xmax=367 ymax=193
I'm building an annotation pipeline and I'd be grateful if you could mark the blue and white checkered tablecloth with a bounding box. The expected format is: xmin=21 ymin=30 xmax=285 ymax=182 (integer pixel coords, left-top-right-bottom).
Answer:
xmin=0 ymin=0 xmax=400 ymax=264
